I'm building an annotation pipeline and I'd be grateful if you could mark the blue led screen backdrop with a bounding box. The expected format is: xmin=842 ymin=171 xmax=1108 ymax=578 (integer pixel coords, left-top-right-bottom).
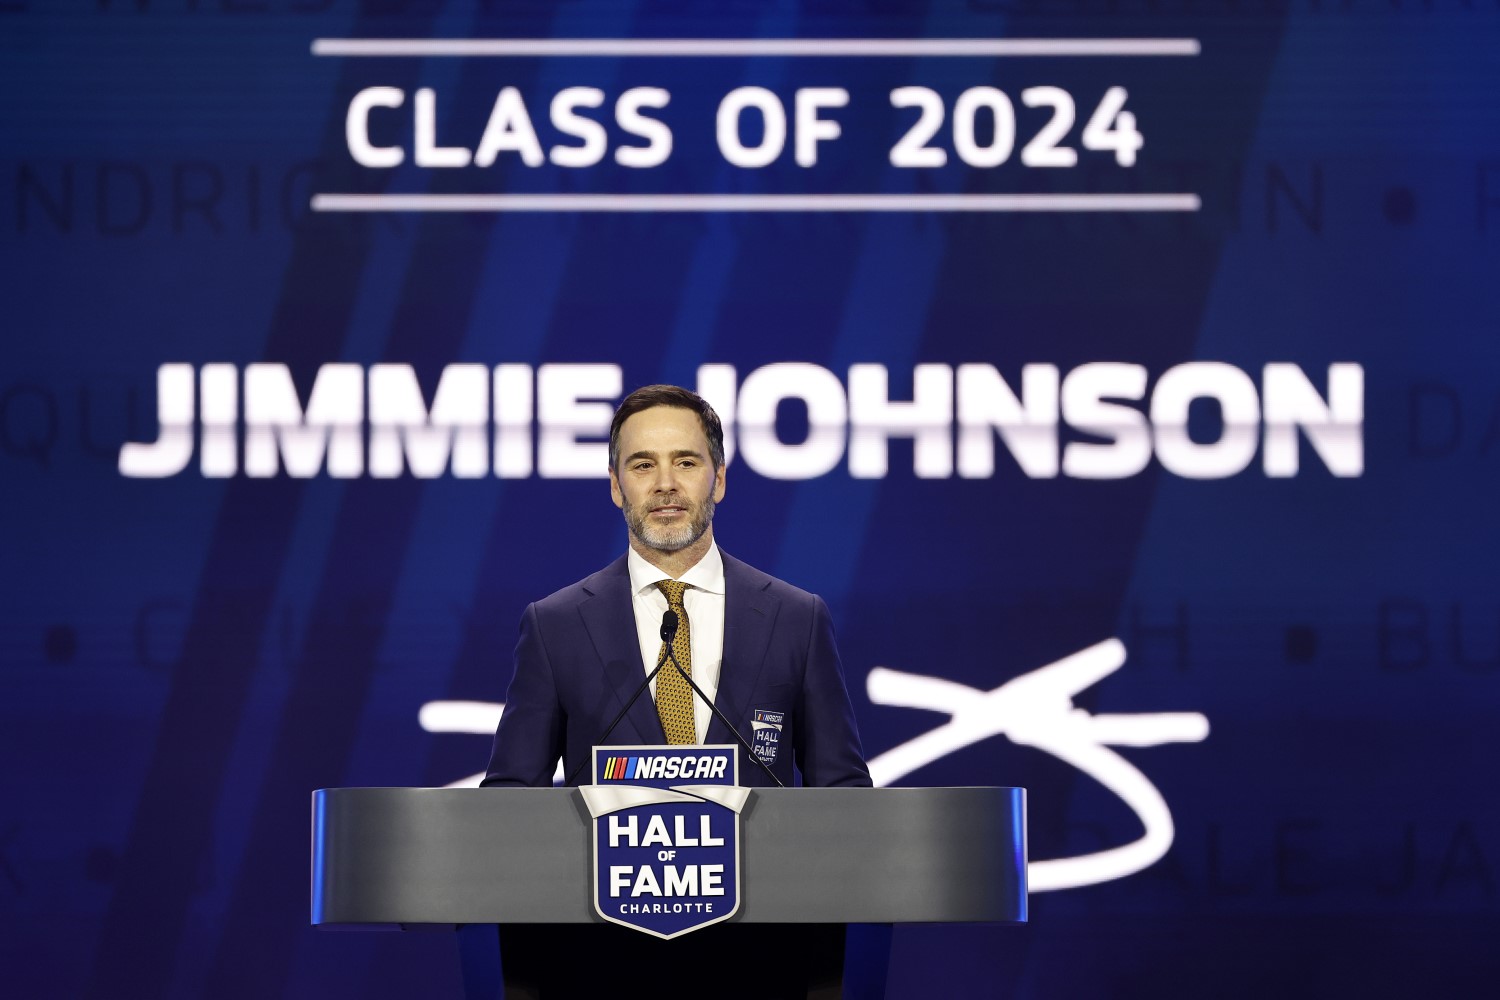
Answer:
xmin=1 ymin=3 xmax=1497 ymax=998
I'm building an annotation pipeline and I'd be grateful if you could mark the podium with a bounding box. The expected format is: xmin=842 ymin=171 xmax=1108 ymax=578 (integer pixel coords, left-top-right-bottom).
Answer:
xmin=312 ymin=786 xmax=1026 ymax=998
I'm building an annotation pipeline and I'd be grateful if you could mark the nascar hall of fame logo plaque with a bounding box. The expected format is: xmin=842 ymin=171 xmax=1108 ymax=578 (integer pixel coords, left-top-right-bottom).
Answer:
xmin=751 ymin=709 xmax=783 ymax=765
xmin=577 ymin=745 xmax=750 ymax=939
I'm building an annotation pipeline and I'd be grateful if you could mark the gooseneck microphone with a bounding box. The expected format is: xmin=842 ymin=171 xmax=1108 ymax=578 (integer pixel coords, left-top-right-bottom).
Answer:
xmin=655 ymin=619 xmax=786 ymax=789
xmin=563 ymin=609 xmax=679 ymax=786
xmin=565 ymin=608 xmax=786 ymax=787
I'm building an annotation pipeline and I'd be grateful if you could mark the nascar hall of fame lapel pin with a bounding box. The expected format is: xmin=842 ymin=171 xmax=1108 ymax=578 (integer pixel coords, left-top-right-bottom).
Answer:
xmin=751 ymin=709 xmax=784 ymax=765
xmin=750 ymin=710 xmax=786 ymax=767
xmin=578 ymin=745 xmax=750 ymax=939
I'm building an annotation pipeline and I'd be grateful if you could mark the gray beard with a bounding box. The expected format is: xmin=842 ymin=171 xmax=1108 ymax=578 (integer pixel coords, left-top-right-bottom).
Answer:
xmin=625 ymin=495 xmax=715 ymax=553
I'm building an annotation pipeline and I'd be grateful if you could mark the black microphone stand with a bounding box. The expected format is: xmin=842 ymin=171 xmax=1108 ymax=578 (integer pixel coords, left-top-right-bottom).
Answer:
xmin=657 ymin=638 xmax=786 ymax=788
xmin=565 ymin=610 xmax=786 ymax=788
xmin=563 ymin=630 xmax=675 ymax=786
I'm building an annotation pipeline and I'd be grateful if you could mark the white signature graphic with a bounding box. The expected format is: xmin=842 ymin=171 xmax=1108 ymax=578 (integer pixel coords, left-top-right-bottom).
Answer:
xmin=419 ymin=637 xmax=1208 ymax=892
xmin=865 ymin=638 xmax=1208 ymax=891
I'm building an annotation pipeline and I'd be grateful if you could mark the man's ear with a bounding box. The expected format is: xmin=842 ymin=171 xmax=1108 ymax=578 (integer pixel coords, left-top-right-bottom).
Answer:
xmin=712 ymin=463 xmax=726 ymax=503
xmin=609 ymin=467 xmax=625 ymax=509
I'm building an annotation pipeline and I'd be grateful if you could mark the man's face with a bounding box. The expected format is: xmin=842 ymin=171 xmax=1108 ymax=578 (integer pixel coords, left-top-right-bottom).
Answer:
xmin=610 ymin=406 xmax=727 ymax=554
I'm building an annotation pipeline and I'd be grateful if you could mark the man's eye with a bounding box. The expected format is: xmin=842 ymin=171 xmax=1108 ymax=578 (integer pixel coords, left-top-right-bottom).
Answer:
xmin=679 ymin=460 xmax=696 ymax=468
xmin=633 ymin=462 xmax=652 ymax=471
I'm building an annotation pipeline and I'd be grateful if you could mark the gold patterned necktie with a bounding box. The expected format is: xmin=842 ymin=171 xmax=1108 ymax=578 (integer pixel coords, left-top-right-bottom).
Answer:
xmin=654 ymin=580 xmax=696 ymax=745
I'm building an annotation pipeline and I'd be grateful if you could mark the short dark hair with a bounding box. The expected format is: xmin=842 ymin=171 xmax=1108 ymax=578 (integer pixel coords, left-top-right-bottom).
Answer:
xmin=609 ymin=385 xmax=726 ymax=472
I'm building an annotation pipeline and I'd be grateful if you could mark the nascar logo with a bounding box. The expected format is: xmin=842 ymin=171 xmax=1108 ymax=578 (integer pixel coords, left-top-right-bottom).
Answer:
xmin=599 ymin=754 xmax=731 ymax=781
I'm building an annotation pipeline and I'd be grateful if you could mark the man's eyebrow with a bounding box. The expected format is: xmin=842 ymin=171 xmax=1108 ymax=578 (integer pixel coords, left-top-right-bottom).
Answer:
xmin=623 ymin=448 xmax=706 ymax=463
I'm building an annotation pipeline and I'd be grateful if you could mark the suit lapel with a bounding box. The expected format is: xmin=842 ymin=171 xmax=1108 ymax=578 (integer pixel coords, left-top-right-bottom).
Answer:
xmin=577 ymin=556 xmax=666 ymax=746
xmin=708 ymin=552 xmax=779 ymax=745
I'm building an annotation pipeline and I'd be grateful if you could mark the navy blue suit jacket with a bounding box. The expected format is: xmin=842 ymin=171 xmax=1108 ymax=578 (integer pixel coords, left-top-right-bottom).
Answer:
xmin=482 ymin=551 xmax=871 ymax=788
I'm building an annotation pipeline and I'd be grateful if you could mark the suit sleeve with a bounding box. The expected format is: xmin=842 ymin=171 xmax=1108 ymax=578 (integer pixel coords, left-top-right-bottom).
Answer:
xmin=481 ymin=603 xmax=565 ymax=788
xmin=795 ymin=595 xmax=873 ymax=788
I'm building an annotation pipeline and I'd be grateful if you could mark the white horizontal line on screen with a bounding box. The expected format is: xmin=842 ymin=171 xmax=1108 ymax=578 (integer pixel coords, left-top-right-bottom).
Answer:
xmin=311 ymin=38 xmax=1201 ymax=58
xmin=310 ymin=193 xmax=1202 ymax=213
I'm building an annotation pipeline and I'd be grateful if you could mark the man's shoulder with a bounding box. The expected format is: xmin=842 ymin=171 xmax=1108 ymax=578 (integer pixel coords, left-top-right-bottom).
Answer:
xmin=720 ymin=550 xmax=822 ymax=611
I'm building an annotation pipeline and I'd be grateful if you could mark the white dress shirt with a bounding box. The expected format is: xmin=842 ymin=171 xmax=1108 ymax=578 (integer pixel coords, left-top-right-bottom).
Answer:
xmin=626 ymin=542 xmax=725 ymax=744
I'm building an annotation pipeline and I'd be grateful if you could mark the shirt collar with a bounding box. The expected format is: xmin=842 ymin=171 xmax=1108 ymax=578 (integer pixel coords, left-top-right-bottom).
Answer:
xmin=627 ymin=541 xmax=725 ymax=597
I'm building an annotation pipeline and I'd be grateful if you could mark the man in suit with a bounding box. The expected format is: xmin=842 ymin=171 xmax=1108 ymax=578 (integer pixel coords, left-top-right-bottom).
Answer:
xmin=483 ymin=383 xmax=870 ymax=789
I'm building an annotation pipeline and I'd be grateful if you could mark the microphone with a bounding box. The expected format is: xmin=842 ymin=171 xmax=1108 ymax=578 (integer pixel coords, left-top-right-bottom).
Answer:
xmin=563 ymin=610 xmax=678 ymax=786
xmin=656 ymin=623 xmax=785 ymax=789
xmin=567 ymin=609 xmax=786 ymax=788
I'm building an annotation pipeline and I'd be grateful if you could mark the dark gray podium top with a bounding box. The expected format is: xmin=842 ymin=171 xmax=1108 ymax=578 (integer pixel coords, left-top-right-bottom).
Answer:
xmin=312 ymin=786 xmax=1026 ymax=928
